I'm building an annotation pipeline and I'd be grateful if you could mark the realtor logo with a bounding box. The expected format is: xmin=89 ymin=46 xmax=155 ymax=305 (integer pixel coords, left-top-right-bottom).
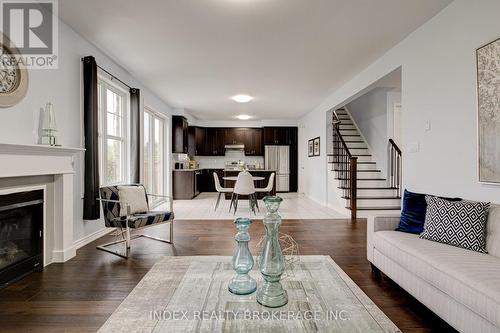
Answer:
xmin=0 ymin=0 xmax=58 ymax=68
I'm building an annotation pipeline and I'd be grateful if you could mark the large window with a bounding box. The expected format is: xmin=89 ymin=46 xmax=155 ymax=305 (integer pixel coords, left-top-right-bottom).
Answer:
xmin=143 ymin=107 xmax=165 ymax=198
xmin=98 ymin=77 xmax=130 ymax=185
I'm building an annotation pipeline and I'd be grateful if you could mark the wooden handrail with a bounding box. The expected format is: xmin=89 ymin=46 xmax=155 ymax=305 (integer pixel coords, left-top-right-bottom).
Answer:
xmin=388 ymin=138 xmax=401 ymax=154
xmin=331 ymin=110 xmax=357 ymax=220
xmin=388 ymin=139 xmax=402 ymax=198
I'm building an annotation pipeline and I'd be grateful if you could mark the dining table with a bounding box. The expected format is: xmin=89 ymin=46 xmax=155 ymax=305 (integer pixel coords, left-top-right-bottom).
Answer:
xmin=222 ymin=176 xmax=265 ymax=181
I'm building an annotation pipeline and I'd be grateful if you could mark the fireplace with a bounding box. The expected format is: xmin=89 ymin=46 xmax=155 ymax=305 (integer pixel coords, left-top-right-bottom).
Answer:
xmin=0 ymin=189 xmax=44 ymax=288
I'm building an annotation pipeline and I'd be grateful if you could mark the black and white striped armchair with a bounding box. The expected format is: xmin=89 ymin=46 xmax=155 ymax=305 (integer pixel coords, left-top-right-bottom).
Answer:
xmin=97 ymin=184 xmax=174 ymax=258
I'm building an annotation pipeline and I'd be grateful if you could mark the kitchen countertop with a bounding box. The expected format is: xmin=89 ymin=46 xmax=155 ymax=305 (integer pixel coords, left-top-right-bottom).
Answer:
xmin=173 ymin=168 xmax=201 ymax=172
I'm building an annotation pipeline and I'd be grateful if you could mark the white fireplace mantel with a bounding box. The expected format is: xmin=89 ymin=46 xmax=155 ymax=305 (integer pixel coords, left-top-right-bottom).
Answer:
xmin=0 ymin=143 xmax=85 ymax=264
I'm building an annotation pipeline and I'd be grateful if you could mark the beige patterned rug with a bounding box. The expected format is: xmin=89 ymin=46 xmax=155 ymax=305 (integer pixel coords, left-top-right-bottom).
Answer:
xmin=98 ymin=256 xmax=400 ymax=333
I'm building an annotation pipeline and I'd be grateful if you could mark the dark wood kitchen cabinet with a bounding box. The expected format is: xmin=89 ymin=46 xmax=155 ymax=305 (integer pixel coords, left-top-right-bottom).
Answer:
xmin=173 ymin=170 xmax=200 ymax=199
xmin=204 ymin=128 xmax=225 ymax=156
xmin=244 ymin=128 xmax=263 ymax=156
xmin=188 ymin=126 xmax=206 ymax=156
xmin=224 ymin=128 xmax=246 ymax=145
xmin=263 ymin=127 xmax=296 ymax=145
xmin=172 ymin=115 xmax=189 ymax=153
xmin=224 ymin=127 xmax=263 ymax=156
xmin=198 ymin=168 xmax=224 ymax=192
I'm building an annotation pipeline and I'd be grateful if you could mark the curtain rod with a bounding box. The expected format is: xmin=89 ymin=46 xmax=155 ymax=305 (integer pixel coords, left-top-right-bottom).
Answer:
xmin=81 ymin=57 xmax=133 ymax=90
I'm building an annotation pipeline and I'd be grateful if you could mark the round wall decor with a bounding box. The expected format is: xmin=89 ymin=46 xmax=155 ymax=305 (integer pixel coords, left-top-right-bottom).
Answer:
xmin=0 ymin=33 xmax=28 ymax=107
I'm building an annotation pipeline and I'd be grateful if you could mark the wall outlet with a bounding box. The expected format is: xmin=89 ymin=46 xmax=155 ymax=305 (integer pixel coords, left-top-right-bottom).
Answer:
xmin=408 ymin=142 xmax=420 ymax=153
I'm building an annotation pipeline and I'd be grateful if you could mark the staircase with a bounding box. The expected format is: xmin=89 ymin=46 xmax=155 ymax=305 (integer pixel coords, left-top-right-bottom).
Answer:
xmin=328 ymin=108 xmax=402 ymax=218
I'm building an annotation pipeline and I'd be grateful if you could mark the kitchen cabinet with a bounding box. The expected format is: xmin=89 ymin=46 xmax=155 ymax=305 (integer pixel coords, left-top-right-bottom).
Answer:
xmin=172 ymin=115 xmax=188 ymax=153
xmin=205 ymin=128 xmax=225 ymax=156
xmin=224 ymin=128 xmax=246 ymax=145
xmin=263 ymin=127 xmax=295 ymax=145
xmin=244 ymin=128 xmax=263 ymax=156
xmin=173 ymin=170 xmax=200 ymax=199
xmin=188 ymin=126 xmax=206 ymax=156
xmin=198 ymin=168 xmax=224 ymax=192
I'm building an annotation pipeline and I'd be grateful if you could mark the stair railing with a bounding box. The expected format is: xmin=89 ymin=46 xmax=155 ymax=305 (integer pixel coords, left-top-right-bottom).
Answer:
xmin=332 ymin=110 xmax=358 ymax=219
xmin=388 ymin=138 xmax=402 ymax=198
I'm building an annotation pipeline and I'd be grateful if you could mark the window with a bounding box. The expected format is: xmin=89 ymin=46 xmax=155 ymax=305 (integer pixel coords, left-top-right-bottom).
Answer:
xmin=143 ymin=107 xmax=165 ymax=200
xmin=97 ymin=77 xmax=130 ymax=185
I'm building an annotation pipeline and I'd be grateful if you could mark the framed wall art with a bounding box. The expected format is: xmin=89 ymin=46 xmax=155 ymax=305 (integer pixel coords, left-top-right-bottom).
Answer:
xmin=313 ymin=137 xmax=320 ymax=156
xmin=477 ymin=36 xmax=500 ymax=184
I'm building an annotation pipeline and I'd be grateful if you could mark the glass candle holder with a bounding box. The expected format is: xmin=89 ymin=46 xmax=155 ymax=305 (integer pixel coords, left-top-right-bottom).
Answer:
xmin=228 ymin=217 xmax=257 ymax=295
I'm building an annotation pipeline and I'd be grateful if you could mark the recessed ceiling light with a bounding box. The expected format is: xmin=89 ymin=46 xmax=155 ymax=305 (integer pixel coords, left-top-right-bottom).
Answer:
xmin=231 ymin=94 xmax=254 ymax=103
xmin=236 ymin=115 xmax=252 ymax=120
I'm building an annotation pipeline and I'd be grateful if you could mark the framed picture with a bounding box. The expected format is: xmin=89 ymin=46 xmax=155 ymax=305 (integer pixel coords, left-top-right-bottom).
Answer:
xmin=476 ymin=37 xmax=500 ymax=184
xmin=313 ymin=137 xmax=320 ymax=156
xmin=308 ymin=139 xmax=314 ymax=157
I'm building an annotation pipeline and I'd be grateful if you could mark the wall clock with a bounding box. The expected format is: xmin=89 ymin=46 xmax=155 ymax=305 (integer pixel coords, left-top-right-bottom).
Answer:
xmin=0 ymin=33 xmax=28 ymax=107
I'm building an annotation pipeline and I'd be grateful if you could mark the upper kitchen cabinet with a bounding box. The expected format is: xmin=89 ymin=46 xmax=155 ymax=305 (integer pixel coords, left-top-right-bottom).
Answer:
xmin=263 ymin=127 xmax=297 ymax=145
xmin=205 ymin=127 xmax=225 ymax=156
xmin=244 ymin=128 xmax=263 ymax=156
xmin=224 ymin=128 xmax=246 ymax=145
xmin=188 ymin=126 xmax=206 ymax=156
xmin=172 ymin=115 xmax=189 ymax=153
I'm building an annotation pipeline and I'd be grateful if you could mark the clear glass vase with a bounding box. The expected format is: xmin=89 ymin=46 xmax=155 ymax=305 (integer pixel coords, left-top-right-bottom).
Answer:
xmin=228 ymin=218 xmax=257 ymax=295
xmin=256 ymin=196 xmax=288 ymax=307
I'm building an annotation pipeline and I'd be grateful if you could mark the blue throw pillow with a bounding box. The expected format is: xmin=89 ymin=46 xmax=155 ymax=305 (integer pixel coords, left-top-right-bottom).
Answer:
xmin=397 ymin=190 xmax=461 ymax=234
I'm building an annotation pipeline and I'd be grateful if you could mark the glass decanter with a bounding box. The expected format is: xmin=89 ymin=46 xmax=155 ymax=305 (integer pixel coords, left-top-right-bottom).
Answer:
xmin=228 ymin=217 xmax=257 ymax=295
xmin=256 ymin=196 xmax=288 ymax=307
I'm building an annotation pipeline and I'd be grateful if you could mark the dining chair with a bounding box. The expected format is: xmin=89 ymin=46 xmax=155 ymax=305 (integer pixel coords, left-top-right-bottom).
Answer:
xmin=256 ymin=173 xmax=275 ymax=197
xmin=232 ymin=171 xmax=257 ymax=215
xmin=213 ymin=172 xmax=233 ymax=211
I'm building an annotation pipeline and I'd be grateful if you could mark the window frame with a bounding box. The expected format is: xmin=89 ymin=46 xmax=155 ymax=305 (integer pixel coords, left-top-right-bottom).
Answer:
xmin=143 ymin=106 xmax=167 ymax=205
xmin=97 ymin=74 xmax=131 ymax=186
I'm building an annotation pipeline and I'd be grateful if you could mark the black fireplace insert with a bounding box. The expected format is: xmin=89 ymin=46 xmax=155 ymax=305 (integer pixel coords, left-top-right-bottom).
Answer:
xmin=0 ymin=189 xmax=44 ymax=288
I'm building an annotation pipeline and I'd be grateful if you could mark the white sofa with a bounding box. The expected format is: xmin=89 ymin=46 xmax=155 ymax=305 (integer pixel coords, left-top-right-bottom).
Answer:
xmin=367 ymin=205 xmax=500 ymax=333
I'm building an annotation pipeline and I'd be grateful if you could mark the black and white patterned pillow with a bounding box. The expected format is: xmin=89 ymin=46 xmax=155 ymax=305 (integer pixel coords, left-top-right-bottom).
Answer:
xmin=419 ymin=195 xmax=490 ymax=253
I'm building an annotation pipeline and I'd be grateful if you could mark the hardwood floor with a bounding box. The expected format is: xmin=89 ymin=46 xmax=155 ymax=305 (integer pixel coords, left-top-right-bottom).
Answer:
xmin=0 ymin=219 xmax=456 ymax=333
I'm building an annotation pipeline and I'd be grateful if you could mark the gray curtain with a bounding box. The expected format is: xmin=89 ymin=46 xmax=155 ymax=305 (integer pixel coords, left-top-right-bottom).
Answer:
xmin=130 ymin=88 xmax=141 ymax=183
xmin=82 ymin=56 xmax=100 ymax=220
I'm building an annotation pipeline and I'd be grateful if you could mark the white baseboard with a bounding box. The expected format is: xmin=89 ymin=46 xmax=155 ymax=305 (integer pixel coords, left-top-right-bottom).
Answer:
xmin=52 ymin=246 xmax=76 ymax=263
xmin=73 ymin=227 xmax=114 ymax=250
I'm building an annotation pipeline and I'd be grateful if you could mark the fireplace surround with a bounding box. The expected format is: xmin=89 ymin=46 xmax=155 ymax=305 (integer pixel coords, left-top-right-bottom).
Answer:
xmin=0 ymin=189 xmax=44 ymax=288
xmin=0 ymin=143 xmax=84 ymax=271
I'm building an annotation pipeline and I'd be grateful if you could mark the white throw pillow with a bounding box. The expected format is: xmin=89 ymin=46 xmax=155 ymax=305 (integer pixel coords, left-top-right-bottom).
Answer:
xmin=117 ymin=185 xmax=148 ymax=217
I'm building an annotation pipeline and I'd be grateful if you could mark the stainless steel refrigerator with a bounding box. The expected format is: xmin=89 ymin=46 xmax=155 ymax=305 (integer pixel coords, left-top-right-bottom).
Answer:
xmin=265 ymin=145 xmax=290 ymax=192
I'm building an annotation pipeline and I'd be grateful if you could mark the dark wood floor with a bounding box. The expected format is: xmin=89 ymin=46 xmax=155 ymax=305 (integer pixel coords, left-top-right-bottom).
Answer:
xmin=0 ymin=219 xmax=456 ymax=333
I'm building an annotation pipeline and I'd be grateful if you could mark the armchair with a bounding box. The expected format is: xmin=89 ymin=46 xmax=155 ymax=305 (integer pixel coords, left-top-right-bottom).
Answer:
xmin=97 ymin=184 xmax=174 ymax=259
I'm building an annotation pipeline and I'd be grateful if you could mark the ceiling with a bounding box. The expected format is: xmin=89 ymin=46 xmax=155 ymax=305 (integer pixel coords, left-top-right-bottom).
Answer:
xmin=59 ymin=0 xmax=451 ymax=120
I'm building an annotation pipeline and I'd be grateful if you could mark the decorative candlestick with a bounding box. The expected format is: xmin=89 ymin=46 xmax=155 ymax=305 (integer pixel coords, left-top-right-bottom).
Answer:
xmin=256 ymin=196 xmax=288 ymax=308
xmin=228 ymin=217 xmax=257 ymax=295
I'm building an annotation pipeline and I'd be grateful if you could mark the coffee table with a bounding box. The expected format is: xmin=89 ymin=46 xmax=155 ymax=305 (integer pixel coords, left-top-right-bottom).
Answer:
xmin=98 ymin=256 xmax=400 ymax=332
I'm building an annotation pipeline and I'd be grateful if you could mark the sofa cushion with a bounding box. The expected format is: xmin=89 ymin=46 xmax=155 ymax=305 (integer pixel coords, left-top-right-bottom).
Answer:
xmin=420 ymin=196 xmax=490 ymax=253
xmin=373 ymin=230 xmax=500 ymax=328
xmin=487 ymin=205 xmax=500 ymax=258
xmin=397 ymin=190 xmax=461 ymax=234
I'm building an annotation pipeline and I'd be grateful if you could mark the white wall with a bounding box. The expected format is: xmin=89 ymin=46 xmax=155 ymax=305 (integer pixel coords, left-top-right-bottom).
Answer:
xmin=300 ymin=0 xmax=500 ymax=205
xmin=0 ymin=18 xmax=173 ymax=244
xmin=347 ymin=87 xmax=393 ymax=177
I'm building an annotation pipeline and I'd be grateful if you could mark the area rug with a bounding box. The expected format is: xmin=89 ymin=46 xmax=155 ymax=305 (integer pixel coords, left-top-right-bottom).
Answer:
xmin=98 ymin=256 xmax=400 ymax=332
